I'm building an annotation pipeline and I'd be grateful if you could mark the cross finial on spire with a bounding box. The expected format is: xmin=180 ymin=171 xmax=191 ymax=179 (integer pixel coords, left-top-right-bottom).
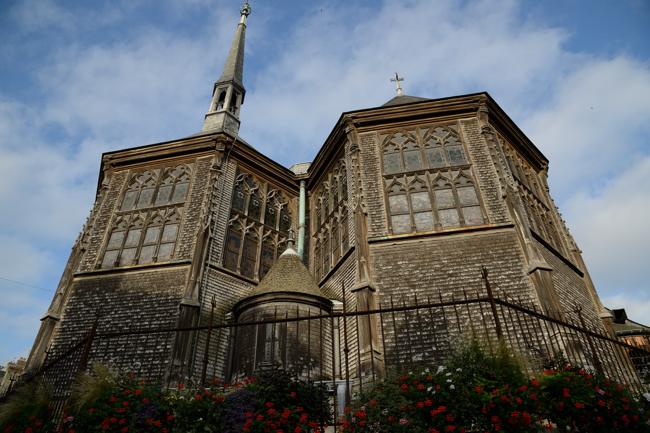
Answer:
xmin=390 ymin=72 xmax=404 ymax=96
xmin=240 ymin=1 xmax=251 ymax=24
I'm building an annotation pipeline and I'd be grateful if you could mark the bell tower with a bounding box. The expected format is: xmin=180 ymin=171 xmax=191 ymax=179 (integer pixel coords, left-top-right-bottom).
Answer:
xmin=202 ymin=2 xmax=251 ymax=133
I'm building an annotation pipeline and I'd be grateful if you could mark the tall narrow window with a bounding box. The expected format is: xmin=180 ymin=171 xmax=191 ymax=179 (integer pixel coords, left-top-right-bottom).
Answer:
xmin=240 ymin=231 xmax=259 ymax=279
xmin=259 ymin=236 xmax=275 ymax=280
xmin=225 ymin=171 xmax=292 ymax=279
xmin=224 ymin=223 xmax=242 ymax=272
xmin=312 ymin=157 xmax=350 ymax=278
xmin=215 ymin=89 xmax=226 ymax=111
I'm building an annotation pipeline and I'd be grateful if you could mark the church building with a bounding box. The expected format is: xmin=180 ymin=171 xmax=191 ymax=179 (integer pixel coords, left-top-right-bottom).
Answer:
xmin=25 ymin=3 xmax=617 ymax=386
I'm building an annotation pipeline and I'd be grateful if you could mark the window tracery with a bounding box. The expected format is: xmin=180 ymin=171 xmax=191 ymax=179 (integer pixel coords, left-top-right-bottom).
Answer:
xmin=101 ymin=208 xmax=182 ymax=268
xmin=382 ymin=125 xmax=483 ymax=234
xmin=312 ymin=159 xmax=349 ymax=280
xmin=501 ymin=138 xmax=565 ymax=253
xmin=223 ymin=170 xmax=293 ymax=280
xmin=121 ymin=165 xmax=191 ymax=211
xmin=101 ymin=163 xmax=192 ymax=269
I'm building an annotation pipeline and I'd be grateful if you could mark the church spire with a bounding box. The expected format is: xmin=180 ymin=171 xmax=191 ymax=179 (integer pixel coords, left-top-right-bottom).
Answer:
xmin=202 ymin=2 xmax=251 ymax=133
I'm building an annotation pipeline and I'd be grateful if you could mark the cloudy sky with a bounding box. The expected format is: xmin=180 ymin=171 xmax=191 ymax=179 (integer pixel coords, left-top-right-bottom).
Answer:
xmin=0 ymin=0 xmax=648 ymax=365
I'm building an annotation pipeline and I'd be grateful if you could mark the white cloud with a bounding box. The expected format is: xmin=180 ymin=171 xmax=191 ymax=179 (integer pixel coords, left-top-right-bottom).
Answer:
xmin=242 ymin=0 xmax=570 ymax=163
xmin=601 ymin=294 xmax=650 ymax=325
xmin=523 ymin=56 xmax=650 ymax=199
xmin=564 ymin=157 xmax=650 ymax=298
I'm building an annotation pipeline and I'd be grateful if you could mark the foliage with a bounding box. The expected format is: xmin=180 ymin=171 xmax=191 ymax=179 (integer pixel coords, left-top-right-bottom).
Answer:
xmin=343 ymin=343 xmax=650 ymax=433
xmin=0 ymin=380 xmax=57 ymax=433
xmin=65 ymin=368 xmax=174 ymax=433
xmin=537 ymin=363 xmax=649 ymax=433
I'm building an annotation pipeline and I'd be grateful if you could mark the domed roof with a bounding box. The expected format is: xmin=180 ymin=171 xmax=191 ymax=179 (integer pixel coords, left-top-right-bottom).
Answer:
xmin=250 ymin=246 xmax=325 ymax=299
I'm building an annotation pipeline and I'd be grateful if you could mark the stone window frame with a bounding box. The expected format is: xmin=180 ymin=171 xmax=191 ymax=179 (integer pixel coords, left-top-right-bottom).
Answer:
xmin=501 ymin=137 xmax=566 ymax=254
xmin=311 ymin=158 xmax=350 ymax=281
xmin=100 ymin=208 xmax=182 ymax=268
xmin=381 ymin=124 xmax=487 ymax=235
xmin=223 ymin=171 xmax=292 ymax=280
xmin=120 ymin=164 xmax=192 ymax=212
xmin=99 ymin=163 xmax=192 ymax=269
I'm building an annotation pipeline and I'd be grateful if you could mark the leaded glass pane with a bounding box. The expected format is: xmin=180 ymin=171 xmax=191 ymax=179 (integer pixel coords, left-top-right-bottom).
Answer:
xmin=101 ymin=250 xmax=119 ymax=269
xmin=265 ymin=205 xmax=277 ymax=229
xmin=248 ymin=193 xmax=262 ymax=220
xmin=162 ymin=224 xmax=178 ymax=242
xmin=383 ymin=153 xmax=401 ymax=174
xmin=137 ymin=188 xmax=154 ymax=208
xmin=434 ymin=189 xmax=455 ymax=209
xmin=259 ymin=242 xmax=275 ymax=279
xmin=341 ymin=216 xmax=349 ymax=251
xmin=107 ymin=231 xmax=125 ymax=250
xmin=121 ymin=191 xmax=138 ymax=210
xmin=232 ymin=190 xmax=245 ymax=211
xmin=391 ymin=214 xmax=411 ymax=234
xmin=414 ymin=212 xmax=434 ymax=232
xmin=462 ymin=206 xmax=484 ymax=226
xmin=389 ymin=194 xmax=409 ymax=214
xmin=457 ymin=186 xmax=479 ymax=206
xmin=119 ymin=248 xmax=137 ymax=265
xmin=438 ymin=209 xmax=460 ymax=228
xmin=124 ymin=229 xmax=141 ymax=248
xmin=155 ymin=185 xmax=173 ymax=205
xmin=447 ymin=147 xmax=466 ymax=165
xmin=404 ymin=150 xmax=422 ymax=171
xmin=143 ymin=227 xmax=160 ymax=245
xmin=139 ymin=245 xmax=156 ymax=264
xmin=280 ymin=209 xmax=291 ymax=233
xmin=172 ymin=182 xmax=189 ymax=202
xmin=158 ymin=243 xmax=174 ymax=261
xmin=224 ymin=230 xmax=241 ymax=270
xmin=410 ymin=191 xmax=431 ymax=212
xmin=426 ymin=148 xmax=445 ymax=168
xmin=241 ymin=236 xmax=258 ymax=278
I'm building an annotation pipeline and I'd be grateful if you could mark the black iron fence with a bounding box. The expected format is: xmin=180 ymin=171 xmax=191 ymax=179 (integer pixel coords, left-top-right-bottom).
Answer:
xmin=4 ymin=281 xmax=649 ymax=424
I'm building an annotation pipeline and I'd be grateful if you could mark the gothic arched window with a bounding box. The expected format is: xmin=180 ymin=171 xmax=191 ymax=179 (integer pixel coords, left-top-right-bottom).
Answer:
xmin=382 ymin=125 xmax=483 ymax=235
xmin=121 ymin=170 xmax=159 ymax=211
xmin=224 ymin=170 xmax=293 ymax=280
xmin=311 ymin=158 xmax=350 ymax=279
xmin=101 ymin=209 xmax=182 ymax=268
xmin=121 ymin=164 xmax=192 ymax=212
xmin=154 ymin=165 xmax=191 ymax=206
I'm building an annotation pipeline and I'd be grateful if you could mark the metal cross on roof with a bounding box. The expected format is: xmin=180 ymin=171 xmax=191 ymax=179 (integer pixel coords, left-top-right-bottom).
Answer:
xmin=390 ymin=72 xmax=404 ymax=96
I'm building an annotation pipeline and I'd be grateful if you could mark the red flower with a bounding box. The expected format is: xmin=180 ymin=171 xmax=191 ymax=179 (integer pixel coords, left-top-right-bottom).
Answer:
xmin=134 ymin=389 xmax=142 ymax=395
xmin=178 ymin=383 xmax=185 ymax=390
xmin=120 ymin=428 xmax=128 ymax=433
xmin=474 ymin=385 xmax=482 ymax=394
xmin=290 ymin=391 xmax=297 ymax=398
xmin=531 ymin=378 xmax=540 ymax=387
xmin=575 ymin=402 xmax=585 ymax=409
xmin=446 ymin=426 xmax=456 ymax=432
xmin=562 ymin=388 xmax=570 ymax=398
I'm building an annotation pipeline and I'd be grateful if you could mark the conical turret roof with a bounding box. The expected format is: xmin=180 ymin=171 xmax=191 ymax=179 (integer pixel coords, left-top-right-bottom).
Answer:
xmin=251 ymin=246 xmax=325 ymax=299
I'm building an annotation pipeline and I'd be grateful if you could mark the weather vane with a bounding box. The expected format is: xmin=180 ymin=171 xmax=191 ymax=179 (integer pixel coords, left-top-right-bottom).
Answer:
xmin=390 ymin=72 xmax=404 ymax=96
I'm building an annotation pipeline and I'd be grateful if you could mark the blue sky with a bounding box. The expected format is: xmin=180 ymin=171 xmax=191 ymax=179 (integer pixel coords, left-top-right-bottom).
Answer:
xmin=0 ymin=0 xmax=649 ymax=365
